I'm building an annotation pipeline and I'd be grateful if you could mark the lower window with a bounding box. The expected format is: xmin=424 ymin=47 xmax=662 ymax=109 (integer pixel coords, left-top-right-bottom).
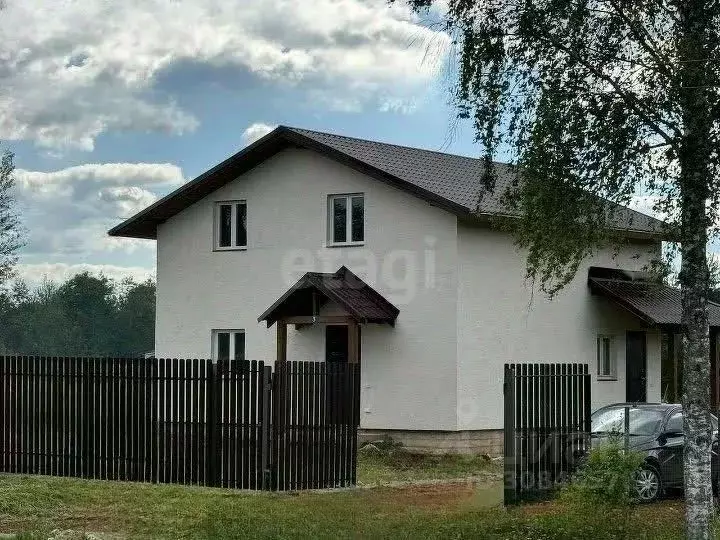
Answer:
xmin=596 ymin=335 xmax=616 ymax=379
xmin=212 ymin=330 xmax=245 ymax=361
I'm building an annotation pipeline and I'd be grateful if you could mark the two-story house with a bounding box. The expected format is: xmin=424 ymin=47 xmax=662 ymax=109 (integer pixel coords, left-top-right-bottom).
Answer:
xmin=110 ymin=126 xmax=720 ymax=454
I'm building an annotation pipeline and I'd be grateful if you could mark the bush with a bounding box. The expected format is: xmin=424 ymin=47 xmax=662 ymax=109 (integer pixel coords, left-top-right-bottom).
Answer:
xmin=561 ymin=440 xmax=644 ymax=506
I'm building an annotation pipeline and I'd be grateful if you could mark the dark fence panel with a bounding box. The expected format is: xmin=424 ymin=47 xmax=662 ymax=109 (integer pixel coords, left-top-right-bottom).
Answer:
xmin=503 ymin=363 xmax=591 ymax=505
xmin=0 ymin=356 xmax=358 ymax=491
xmin=272 ymin=361 xmax=360 ymax=490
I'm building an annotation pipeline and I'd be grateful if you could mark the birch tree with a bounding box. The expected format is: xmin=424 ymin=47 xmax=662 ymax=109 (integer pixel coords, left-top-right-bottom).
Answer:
xmin=0 ymin=148 xmax=22 ymax=290
xmin=397 ymin=0 xmax=720 ymax=537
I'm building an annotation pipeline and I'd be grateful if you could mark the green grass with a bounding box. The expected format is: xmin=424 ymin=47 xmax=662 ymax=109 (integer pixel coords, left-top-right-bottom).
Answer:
xmin=356 ymin=450 xmax=502 ymax=485
xmin=0 ymin=473 xmax=689 ymax=539
xmin=0 ymin=454 xmax=692 ymax=539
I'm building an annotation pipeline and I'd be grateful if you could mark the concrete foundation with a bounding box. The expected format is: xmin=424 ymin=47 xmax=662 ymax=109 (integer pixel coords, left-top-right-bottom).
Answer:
xmin=358 ymin=429 xmax=504 ymax=456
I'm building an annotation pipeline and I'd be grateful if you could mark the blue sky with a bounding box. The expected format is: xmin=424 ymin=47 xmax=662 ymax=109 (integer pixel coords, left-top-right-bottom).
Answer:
xmin=2 ymin=0 xmax=492 ymax=285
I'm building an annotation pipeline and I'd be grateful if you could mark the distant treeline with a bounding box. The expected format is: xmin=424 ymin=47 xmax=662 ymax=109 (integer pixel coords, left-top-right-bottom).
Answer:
xmin=0 ymin=272 xmax=155 ymax=357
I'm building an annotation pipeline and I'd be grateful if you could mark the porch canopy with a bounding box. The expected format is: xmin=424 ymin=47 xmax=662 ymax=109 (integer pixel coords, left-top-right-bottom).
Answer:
xmin=587 ymin=266 xmax=720 ymax=328
xmin=258 ymin=266 xmax=399 ymax=363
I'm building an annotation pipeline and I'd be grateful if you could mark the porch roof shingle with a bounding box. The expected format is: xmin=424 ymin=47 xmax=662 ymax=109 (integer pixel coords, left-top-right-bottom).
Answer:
xmin=258 ymin=266 xmax=399 ymax=327
xmin=589 ymin=277 xmax=720 ymax=327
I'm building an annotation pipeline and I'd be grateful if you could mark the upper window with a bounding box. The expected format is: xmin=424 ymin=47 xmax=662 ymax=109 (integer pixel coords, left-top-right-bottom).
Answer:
xmin=597 ymin=335 xmax=616 ymax=380
xmin=215 ymin=201 xmax=247 ymax=250
xmin=212 ymin=330 xmax=245 ymax=361
xmin=328 ymin=194 xmax=364 ymax=245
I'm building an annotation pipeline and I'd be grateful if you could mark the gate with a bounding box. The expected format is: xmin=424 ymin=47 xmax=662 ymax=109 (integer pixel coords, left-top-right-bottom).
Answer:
xmin=0 ymin=356 xmax=359 ymax=491
xmin=503 ymin=363 xmax=591 ymax=505
xmin=272 ymin=361 xmax=360 ymax=490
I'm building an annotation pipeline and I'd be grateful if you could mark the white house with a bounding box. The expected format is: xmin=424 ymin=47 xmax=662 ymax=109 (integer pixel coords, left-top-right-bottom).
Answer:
xmin=110 ymin=126 xmax=720 ymax=455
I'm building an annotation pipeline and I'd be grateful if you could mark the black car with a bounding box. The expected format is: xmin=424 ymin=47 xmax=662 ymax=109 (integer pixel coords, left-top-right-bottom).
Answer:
xmin=591 ymin=403 xmax=719 ymax=502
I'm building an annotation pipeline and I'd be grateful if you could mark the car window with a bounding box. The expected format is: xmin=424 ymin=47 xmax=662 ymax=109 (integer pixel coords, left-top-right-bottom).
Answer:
xmin=665 ymin=412 xmax=684 ymax=435
xmin=591 ymin=407 xmax=665 ymax=436
xmin=666 ymin=410 xmax=718 ymax=432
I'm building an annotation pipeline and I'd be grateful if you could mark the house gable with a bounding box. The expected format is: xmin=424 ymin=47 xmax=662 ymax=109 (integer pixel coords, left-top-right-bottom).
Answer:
xmin=109 ymin=127 xmax=469 ymax=239
xmin=108 ymin=126 xmax=666 ymax=241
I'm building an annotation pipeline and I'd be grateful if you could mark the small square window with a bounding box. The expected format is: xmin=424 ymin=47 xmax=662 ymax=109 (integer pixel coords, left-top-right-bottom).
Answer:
xmin=212 ymin=330 xmax=245 ymax=361
xmin=328 ymin=194 xmax=364 ymax=246
xmin=215 ymin=201 xmax=247 ymax=250
xmin=597 ymin=335 xmax=616 ymax=380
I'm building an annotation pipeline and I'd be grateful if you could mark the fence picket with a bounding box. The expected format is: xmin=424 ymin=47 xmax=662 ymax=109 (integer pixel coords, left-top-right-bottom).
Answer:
xmin=250 ymin=360 xmax=259 ymax=489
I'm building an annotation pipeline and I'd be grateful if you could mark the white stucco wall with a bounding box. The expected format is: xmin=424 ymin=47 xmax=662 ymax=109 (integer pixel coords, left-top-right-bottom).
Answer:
xmin=154 ymin=145 xmax=664 ymax=434
xmin=455 ymin=223 xmax=663 ymax=430
xmin=155 ymin=148 xmax=460 ymax=430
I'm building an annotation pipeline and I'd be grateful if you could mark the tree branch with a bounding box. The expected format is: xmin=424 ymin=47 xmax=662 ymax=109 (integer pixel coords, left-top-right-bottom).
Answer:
xmin=605 ymin=0 xmax=675 ymax=80
xmin=538 ymin=31 xmax=680 ymax=146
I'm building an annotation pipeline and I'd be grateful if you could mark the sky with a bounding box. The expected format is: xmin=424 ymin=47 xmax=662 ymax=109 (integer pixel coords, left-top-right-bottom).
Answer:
xmin=0 ymin=0 xmax=678 ymax=288
xmin=0 ymin=0 xmax=487 ymax=286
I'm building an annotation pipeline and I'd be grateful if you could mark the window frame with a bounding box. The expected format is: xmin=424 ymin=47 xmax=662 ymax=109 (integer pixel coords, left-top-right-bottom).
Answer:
xmin=211 ymin=329 xmax=246 ymax=362
xmin=596 ymin=334 xmax=617 ymax=381
xmin=214 ymin=200 xmax=247 ymax=251
xmin=327 ymin=193 xmax=365 ymax=247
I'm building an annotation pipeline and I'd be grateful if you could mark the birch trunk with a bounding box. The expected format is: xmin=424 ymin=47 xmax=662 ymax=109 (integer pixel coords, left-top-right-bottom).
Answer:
xmin=678 ymin=3 xmax=714 ymax=538
xmin=681 ymin=228 xmax=713 ymax=540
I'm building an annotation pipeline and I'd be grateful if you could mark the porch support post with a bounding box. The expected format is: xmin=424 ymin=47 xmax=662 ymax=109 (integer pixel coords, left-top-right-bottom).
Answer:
xmin=277 ymin=319 xmax=287 ymax=363
xmin=348 ymin=319 xmax=359 ymax=364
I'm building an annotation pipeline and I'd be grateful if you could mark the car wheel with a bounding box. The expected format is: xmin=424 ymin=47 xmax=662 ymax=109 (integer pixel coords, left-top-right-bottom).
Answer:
xmin=635 ymin=465 xmax=662 ymax=503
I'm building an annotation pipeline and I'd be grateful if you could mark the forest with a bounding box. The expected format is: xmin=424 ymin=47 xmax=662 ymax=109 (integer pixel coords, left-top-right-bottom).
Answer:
xmin=0 ymin=272 xmax=155 ymax=357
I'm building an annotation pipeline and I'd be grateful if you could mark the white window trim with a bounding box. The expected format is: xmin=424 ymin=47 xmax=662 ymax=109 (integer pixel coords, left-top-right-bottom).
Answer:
xmin=211 ymin=329 xmax=245 ymax=361
xmin=327 ymin=193 xmax=365 ymax=247
xmin=596 ymin=334 xmax=617 ymax=380
xmin=214 ymin=201 xmax=247 ymax=251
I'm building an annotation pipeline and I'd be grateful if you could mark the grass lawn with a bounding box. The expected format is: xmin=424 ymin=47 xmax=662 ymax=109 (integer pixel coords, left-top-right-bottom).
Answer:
xmin=357 ymin=450 xmax=502 ymax=485
xmin=0 ymin=453 xmax=692 ymax=539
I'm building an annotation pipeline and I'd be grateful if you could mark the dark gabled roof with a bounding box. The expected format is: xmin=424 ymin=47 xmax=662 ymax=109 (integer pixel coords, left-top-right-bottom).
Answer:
xmin=588 ymin=269 xmax=720 ymax=327
xmin=258 ymin=266 xmax=399 ymax=327
xmin=108 ymin=125 xmax=665 ymax=239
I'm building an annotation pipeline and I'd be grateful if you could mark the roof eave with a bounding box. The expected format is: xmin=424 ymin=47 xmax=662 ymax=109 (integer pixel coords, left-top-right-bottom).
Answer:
xmin=587 ymin=277 xmax=660 ymax=326
xmin=467 ymin=212 xmax=667 ymax=241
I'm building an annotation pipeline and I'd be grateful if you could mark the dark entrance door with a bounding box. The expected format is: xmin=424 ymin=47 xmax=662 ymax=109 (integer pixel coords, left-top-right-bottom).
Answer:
xmin=326 ymin=325 xmax=349 ymax=363
xmin=626 ymin=331 xmax=647 ymax=402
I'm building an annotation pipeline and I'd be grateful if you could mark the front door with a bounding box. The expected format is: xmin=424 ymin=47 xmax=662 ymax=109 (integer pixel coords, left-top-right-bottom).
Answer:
xmin=626 ymin=331 xmax=647 ymax=402
xmin=326 ymin=325 xmax=349 ymax=363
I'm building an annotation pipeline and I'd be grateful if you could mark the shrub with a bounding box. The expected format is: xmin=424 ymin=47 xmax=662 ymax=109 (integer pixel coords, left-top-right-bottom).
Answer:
xmin=561 ymin=439 xmax=644 ymax=506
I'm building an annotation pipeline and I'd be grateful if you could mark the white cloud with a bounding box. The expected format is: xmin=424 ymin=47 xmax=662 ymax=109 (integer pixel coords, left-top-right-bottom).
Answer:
xmin=242 ymin=123 xmax=277 ymax=146
xmin=0 ymin=0 xmax=449 ymax=150
xmin=15 ymin=262 xmax=155 ymax=288
xmin=13 ymin=162 xmax=184 ymax=259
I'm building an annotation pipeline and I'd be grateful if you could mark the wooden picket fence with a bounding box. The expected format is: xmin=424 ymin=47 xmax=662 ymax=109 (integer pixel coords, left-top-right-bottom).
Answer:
xmin=0 ymin=356 xmax=359 ymax=490
xmin=503 ymin=363 xmax=591 ymax=505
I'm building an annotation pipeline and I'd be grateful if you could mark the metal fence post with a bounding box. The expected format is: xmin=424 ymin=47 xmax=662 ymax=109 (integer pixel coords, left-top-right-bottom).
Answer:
xmin=624 ymin=406 xmax=630 ymax=452
xmin=503 ymin=365 xmax=517 ymax=505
